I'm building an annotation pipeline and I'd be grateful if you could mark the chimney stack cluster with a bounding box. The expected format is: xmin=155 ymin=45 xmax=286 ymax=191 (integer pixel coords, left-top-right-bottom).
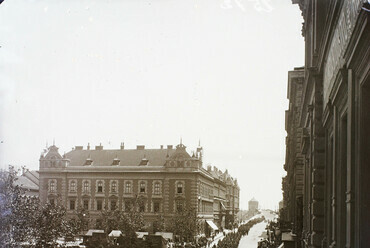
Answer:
xmin=95 ymin=143 xmax=103 ymax=150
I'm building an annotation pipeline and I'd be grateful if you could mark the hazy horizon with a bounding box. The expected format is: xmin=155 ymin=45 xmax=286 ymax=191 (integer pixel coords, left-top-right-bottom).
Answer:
xmin=0 ymin=0 xmax=304 ymax=210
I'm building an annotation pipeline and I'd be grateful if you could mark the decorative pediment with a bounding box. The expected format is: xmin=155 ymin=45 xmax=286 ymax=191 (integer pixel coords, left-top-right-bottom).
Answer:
xmin=40 ymin=145 xmax=69 ymax=168
xmin=44 ymin=145 xmax=62 ymax=160
xmin=169 ymin=143 xmax=191 ymax=160
xmin=165 ymin=143 xmax=201 ymax=169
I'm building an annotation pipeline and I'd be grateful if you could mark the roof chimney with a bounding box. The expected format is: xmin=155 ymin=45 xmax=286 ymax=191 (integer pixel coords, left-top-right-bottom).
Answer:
xmin=207 ymin=165 xmax=212 ymax=172
xmin=137 ymin=145 xmax=145 ymax=150
xmin=120 ymin=142 xmax=125 ymax=150
xmin=167 ymin=145 xmax=173 ymax=149
xmin=160 ymin=145 xmax=163 ymax=149
xmin=87 ymin=143 xmax=90 ymax=150
xmin=75 ymin=146 xmax=83 ymax=150
xmin=95 ymin=143 xmax=103 ymax=150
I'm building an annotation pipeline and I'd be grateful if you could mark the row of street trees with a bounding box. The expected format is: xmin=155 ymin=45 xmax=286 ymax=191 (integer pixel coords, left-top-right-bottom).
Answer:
xmin=0 ymin=166 xmax=202 ymax=247
xmin=0 ymin=166 xmax=79 ymax=247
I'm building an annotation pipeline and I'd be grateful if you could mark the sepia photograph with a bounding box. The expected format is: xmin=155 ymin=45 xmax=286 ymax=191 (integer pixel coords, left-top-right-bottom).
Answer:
xmin=0 ymin=0 xmax=369 ymax=247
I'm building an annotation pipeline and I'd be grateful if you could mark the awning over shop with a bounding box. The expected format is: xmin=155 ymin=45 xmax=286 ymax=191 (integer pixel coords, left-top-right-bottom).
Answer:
xmin=84 ymin=229 xmax=104 ymax=236
xmin=136 ymin=232 xmax=149 ymax=238
xmin=108 ymin=230 xmax=149 ymax=238
xmin=206 ymin=220 xmax=218 ymax=230
xmin=108 ymin=230 xmax=122 ymax=237
xmin=155 ymin=232 xmax=173 ymax=240
xmin=220 ymin=202 xmax=226 ymax=210
xmin=278 ymin=243 xmax=284 ymax=248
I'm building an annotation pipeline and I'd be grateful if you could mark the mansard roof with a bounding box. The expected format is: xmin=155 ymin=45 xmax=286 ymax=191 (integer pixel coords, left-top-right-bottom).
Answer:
xmin=65 ymin=148 xmax=176 ymax=167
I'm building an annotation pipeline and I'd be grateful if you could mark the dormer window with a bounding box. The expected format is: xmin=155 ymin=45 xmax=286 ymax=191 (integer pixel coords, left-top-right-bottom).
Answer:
xmin=139 ymin=158 xmax=149 ymax=166
xmin=112 ymin=158 xmax=120 ymax=166
xmin=84 ymin=157 xmax=93 ymax=166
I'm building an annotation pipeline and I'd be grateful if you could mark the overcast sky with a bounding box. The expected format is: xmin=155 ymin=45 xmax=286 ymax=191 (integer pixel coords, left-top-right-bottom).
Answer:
xmin=0 ymin=0 xmax=304 ymax=210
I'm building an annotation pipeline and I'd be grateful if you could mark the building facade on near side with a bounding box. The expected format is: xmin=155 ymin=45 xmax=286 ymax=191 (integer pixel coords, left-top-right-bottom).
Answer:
xmin=282 ymin=1 xmax=370 ymax=248
xmin=282 ymin=67 xmax=305 ymax=240
xmin=38 ymin=142 xmax=239 ymax=233
xmin=248 ymin=198 xmax=258 ymax=213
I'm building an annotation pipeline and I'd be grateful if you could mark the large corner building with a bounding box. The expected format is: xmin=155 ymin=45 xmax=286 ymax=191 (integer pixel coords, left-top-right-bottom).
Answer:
xmin=38 ymin=142 xmax=239 ymax=233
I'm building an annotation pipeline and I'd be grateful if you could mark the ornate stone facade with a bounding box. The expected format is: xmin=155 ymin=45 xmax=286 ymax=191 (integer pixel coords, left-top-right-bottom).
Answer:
xmin=39 ymin=142 xmax=239 ymax=233
xmin=282 ymin=1 xmax=370 ymax=247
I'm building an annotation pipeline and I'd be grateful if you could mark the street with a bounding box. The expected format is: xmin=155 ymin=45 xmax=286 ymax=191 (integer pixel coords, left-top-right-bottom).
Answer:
xmin=238 ymin=210 xmax=277 ymax=248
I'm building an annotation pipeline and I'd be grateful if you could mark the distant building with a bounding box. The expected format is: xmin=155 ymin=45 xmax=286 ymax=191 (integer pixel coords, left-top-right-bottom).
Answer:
xmin=38 ymin=142 xmax=239 ymax=234
xmin=15 ymin=168 xmax=39 ymax=197
xmin=207 ymin=166 xmax=240 ymax=229
xmin=278 ymin=200 xmax=283 ymax=211
xmin=248 ymin=198 xmax=258 ymax=212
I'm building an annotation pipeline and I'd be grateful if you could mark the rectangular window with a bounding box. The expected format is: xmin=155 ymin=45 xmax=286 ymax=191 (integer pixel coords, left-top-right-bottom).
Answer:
xmin=111 ymin=181 xmax=117 ymax=193
xmin=177 ymin=183 xmax=183 ymax=194
xmin=154 ymin=202 xmax=160 ymax=213
xmin=176 ymin=201 xmax=183 ymax=212
xmin=154 ymin=182 xmax=161 ymax=195
xmin=125 ymin=200 xmax=132 ymax=212
xmin=70 ymin=181 xmax=76 ymax=192
xmin=97 ymin=200 xmax=103 ymax=210
xmin=139 ymin=201 xmax=145 ymax=212
xmin=97 ymin=181 xmax=103 ymax=193
xmin=140 ymin=182 xmax=146 ymax=193
xmin=70 ymin=200 xmax=75 ymax=210
xmin=83 ymin=200 xmax=89 ymax=210
xmin=111 ymin=200 xmax=116 ymax=210
xmin=96 ymin=219 xmax=103 ymax=229
xmin=125 ymin=182 xmax=132 ymax=193
xmin=50 ymin=181 xmax=56 ymax=192
xmin=83 ymin=182 xmax=89 ymax=193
